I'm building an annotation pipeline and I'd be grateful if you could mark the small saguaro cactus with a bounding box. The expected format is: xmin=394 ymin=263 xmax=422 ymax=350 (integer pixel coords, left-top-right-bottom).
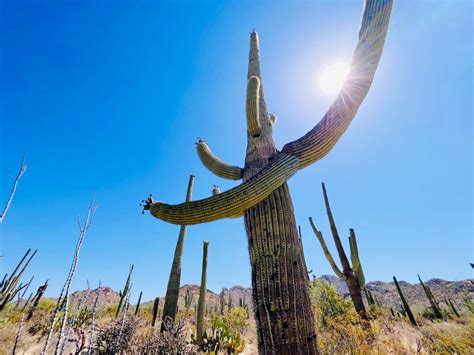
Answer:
xmin=143 ymin=2 xmax=393 ymax=352
xmin=135 ymin=291 xmax=143 ymax=316
xmin=26 ymin=280 xmax=49 ymax=321
xmin=116 ymin=264 xmax=134 ymax=318
xmin=418 ymin=274 xmax=443 ymax=320
xmin=196 ymin=241 xmax=209 ymax=345
xmin=393 ymin=276 xmax=417 ymax=326
xmin=161 ymin=175 xmax=195 ymax=332
xmin=151 ymin=297 xmax=160 ymax=327
xmin=184 ymin=288 xmax=193 ymax=309
xmin=309 ymin=183 xmax=367 ymax=319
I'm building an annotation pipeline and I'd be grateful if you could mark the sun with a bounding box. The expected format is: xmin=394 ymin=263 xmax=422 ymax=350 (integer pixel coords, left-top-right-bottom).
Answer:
xmin=318 ymin=61 xmax=350 ymax=94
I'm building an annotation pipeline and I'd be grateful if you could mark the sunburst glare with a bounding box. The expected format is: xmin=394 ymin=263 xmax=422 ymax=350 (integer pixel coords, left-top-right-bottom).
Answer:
xmin=318 ymin=61 xmax=350 ymax=94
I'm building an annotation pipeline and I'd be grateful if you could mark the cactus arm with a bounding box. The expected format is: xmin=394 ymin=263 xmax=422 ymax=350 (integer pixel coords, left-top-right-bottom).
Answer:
xmin=308 ymin=217 xmax=346 ymax=280
xmin=196 ymin=140 xmax=243 ymax=180
xmin=246 ymin=76 xmax=261 ymax=137
xmin=349 ymin=229 xmax=365 ymax=288
xmin=145 ymin=153 xmax=298 ymax=225
xmin=282 ymin=0 xmax=393 ymax=169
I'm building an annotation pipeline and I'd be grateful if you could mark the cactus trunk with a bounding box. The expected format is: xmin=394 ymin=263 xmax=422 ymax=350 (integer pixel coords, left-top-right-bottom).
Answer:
xmin=196 ymin=241 xmax=209 ymax=345
xmin=161 ymin=175 xmax=195 ymax=331
xmin=245 ymin=183 xmax=317 ymax=354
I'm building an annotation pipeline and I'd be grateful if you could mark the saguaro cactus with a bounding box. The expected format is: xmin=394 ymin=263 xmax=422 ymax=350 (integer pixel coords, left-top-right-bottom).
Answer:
xmin=393 ymin=276 xmax=417 ymax=327
xmin=161 ymin=175 xmax=195 ymax=331
xmin=309 ymin=183 xmax=367 ymax=319
xmin=418 ymin=274 xmax=443 ymax=320
xmin=144 ymin=2 xmax=392 ymax=352
xmin=116 ymin=264 xmax=134 ymax=318
xmin=196 ymin=241 xmax=209 ymax=345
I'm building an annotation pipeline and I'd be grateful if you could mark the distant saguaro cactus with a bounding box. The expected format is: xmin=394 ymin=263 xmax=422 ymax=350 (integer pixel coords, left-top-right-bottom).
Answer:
xmin=26 ymin=280 xmax=48 ymax=321
xmin=116 ymin=264 xmax=134 ymax=318
xmin=418 ymin=274 xmax=443 ymax=320
xmin=309 ymin=183 xmax=367 ymax=319
xmin=196 ymin=241 xmax=209 ymax=345
xmin=151 ymin=297 xmax=160 ymax=327
xmin=161 ymin=175 xmax=195 ymax=332
xmin=143 ymin=1 xmax=393 ymax=352
xmin=393 ymin=276 xmax=417 ymax=327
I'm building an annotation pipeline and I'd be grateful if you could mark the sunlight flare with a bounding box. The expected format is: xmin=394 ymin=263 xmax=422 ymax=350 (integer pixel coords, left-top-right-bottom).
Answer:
xmin=318 ymin=61 xmax=350 ymax=94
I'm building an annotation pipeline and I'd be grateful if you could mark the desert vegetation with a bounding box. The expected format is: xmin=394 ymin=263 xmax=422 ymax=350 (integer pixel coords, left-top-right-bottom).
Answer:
xmin=1 ymin=0 xmax=472 ymax=354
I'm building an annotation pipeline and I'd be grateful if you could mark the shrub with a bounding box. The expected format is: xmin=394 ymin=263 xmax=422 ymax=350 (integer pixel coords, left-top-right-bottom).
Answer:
xmin=309 ymin=279 xmax=375 ymax=353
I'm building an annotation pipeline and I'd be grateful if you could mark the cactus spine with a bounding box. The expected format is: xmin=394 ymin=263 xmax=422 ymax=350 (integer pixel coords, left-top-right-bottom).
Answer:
xmin=144 ymin=2 xmax=393 ymax=352
xmin=309 ymin=183 xmax=367 ymax=319
xmin=393 ymin=276 xmax=417 ymax=326
xmin=161 ymin=175 xmax=195 ymax=331
xmin=196 ymin=241 xmax=209 ymax=345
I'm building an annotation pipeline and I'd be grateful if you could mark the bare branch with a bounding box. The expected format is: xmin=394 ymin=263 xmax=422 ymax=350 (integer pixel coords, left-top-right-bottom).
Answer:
xmin=0 ymin=154 xmax=27 ymax=224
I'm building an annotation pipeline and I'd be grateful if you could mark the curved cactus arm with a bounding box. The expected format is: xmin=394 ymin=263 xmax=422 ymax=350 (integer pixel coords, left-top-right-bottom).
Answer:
xmin=282 ymin=0 xmax=393 ymax=169
xmin=349 ymin=229 xmax=365 ymax=288
xmin=246 ymin=76 xmax=261 ymax=137
xmin=145 ymin=153 xmax=298 ymax=225
xmin=309 ymin=217 xmax=346 ymax=281
xmin=196 ymin=140 xmax=243 ymax=180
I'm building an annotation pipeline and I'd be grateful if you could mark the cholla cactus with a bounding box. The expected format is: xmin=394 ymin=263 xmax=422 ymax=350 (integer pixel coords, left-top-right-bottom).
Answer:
xmin=309 ymin=183 xmax=367 ymax=319
xmin=144 ymin=1 xmax=393 ymax=352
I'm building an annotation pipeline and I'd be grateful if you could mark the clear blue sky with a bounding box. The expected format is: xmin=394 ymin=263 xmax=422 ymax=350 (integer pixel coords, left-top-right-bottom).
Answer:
xmin=1 ymin=0 xmax=472 ymax=302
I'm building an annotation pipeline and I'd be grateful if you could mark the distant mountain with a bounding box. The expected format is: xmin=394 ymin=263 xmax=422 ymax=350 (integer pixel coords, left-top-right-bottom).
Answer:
xmin=319 ymin=275 xmax=473 ymax=310
xmin=66 ymin=277 xmax=473 ymax=314
xmin=69 ymin=287 xmax=120 ymax=309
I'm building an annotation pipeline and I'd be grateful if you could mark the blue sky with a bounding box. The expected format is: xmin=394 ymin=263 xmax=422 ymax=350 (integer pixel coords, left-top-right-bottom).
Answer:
xmin=1 ymin=0 xmax=472 ymax=302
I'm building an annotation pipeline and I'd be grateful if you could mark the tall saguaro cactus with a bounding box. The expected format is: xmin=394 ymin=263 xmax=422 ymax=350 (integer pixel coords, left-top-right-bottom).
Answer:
xmin=196 ymin=241 xmax=209 ymax=345
xmin=309 ymin=183 xmax=367 ymax=319
xmin=161 ymin=175 xmax=195 ymax=331
xmin=144 ymin=1 xmax=392 ymax=352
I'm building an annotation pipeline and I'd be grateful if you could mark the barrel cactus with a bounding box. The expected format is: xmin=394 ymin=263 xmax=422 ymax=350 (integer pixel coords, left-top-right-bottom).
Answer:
xmin=144 ymin=1 xmax=392 ymax=352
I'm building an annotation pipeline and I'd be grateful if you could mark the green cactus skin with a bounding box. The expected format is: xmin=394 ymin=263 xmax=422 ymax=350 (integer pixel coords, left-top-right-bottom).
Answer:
xmin=151 ymin=297 xmax=160 ymax=327
xmin=196 ymin=140 xmax=243 ymax=181
xmin=246 ymin=76 xmax=261 ymax=137
xmin=309 ymin=183 xmax=367 ymax=320
xmin=196 ymin=241 xmax=209 ymax=345
xmin=116 ymin=264 xmax=134 ymax=318
xmin=393 ymin=277 xmax=417 ymax=327
xmin=161 ymin=175 xmax=195 ymax=332
xmin=134 ymin=291 xmax=142 ymax=316
xmin=418 ymin=274 xmax=443 ymax=320
xmin=145 ymin=2 xmax=393 ymax=352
